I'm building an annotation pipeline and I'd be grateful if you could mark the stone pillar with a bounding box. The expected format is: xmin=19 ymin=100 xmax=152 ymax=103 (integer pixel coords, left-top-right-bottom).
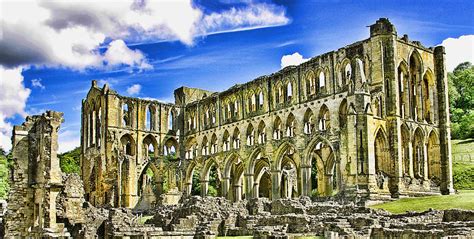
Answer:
xmin=300 ymin=165 xmax=311 ymax=197
xmin=434 ymin=46 xmax=454 ymax=194
xmin=222 ymin=177 xmax=230 ymax=199
xmin=244 ymin=173 xmax=254 ymax=198
xmin=408 ymin=141 xmax=414 ymax=178
xmin=5 ymin=111 xmax=69 ymax=238
xmin=234 ymin=184 xmax=242 ymax=201
xmin=423 ymin=143 xmax=429 ymax=181
xmin=271 ymin=170 xmax=281 ymax=200
xmin=201 ymin=180 xmax=209 ymax=197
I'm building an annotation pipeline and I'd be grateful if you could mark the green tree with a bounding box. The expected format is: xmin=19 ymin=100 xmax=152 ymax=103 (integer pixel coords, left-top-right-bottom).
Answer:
xmin=449 ymin=62 xmax=474 ymax=139
xmin=58 ymin=147 xmax=81 ymax=175
xmin=0 ymin=148 xmax=10 ymax=199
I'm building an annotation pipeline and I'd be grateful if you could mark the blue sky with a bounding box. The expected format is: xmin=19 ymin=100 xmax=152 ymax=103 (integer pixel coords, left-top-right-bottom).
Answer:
xmin=0 ymin=0 xmax=473 ymax=152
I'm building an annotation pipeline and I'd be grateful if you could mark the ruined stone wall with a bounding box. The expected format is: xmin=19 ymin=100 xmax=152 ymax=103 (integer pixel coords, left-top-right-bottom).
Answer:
xmin=81 ymin=18 xmax=454 ymax=209
xmin=5 ymin=111 xmax=68 ymax=237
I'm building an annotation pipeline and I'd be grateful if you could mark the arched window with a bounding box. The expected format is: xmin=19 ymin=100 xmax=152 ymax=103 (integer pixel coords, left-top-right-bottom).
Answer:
xmin=202 ymin=136 xmax=208 ymax=156
xmin=410 ymin=51 xmax=423 ymax=121
xmin=258 ymin=91 xmax=264 ymax=108
xmin=246 ymin=124 xmax=255 ymax=146
xmin=303 ymin=109 xmax=314 ymax=135
xmin=318 ymin=105 xmax=330 ymax=131
xmin=319 ymin=71 xmax=326 ymax=90
xmin=223 ymin=130 xmax=230 ymax=152
xmin=344 ymin=63 xmax=352 ymax=85
xmin=96 ymin=109 xmax=101 ymax=147
xmin=168 ymin=109 xmax=174 ymax=130
xmin=257 ymin=121 xmax=266 ymax=144
xmin=122 ymin=103 xmax=131 ymax=127
xmin=120 ymin=134 xmax=135 ymax=156
xmin=234 ymin=100 xmax=239 ymax=117
xmin=273 ymin=117 xmax=283 ymax=140
xmin=210 ymin=134 xmax=218 ymax=154
xmin=286 ymin=113 xmax=296 ymax=137
xmin=338 ymin=99 xmax=348 ymax=129
xmin=286 ymin=82 xmax=293 ymax=102
xmin=251 ymin=94 xmax=256 ymax=112
xmin=307 ymin=73 xmax=316 ymax=96
xmin=233 ymin=128 xmax=241 ymax=149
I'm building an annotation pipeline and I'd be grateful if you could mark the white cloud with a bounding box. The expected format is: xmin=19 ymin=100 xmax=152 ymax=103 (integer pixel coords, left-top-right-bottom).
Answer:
xmin=58 ymin=129 xmax=80 ymax=153
xmin=31 ymin=78 xmax=45 ymax=89
xmin=441 ymin=35 xmax=474 ymax=72
xmin=0 ymin=0 xmax=289 ymax=70
xmin=197 ymin=3 xmax=289 ymax=36
xmin=126 ymin=84 xmax=142 ymax=95
xmin=0 ymin=66 xmax=31 ymax=151
xmin=280 ymin=52 xmax=309 ymax=68
xmin=103 ymin=40 xmax=152 ymax=70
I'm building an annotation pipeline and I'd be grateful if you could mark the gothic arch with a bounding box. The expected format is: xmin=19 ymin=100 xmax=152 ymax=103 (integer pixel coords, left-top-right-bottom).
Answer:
xmin=413 ymin=127 xmax=425 ymax=179
xmin=427 ymin=129 xmax=441 ymax=182
xmin=120 ymin=133 xmax=136 ymax=156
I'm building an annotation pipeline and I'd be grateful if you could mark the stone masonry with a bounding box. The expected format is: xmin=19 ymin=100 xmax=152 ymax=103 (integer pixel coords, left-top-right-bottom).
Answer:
xmin=81 ymin=18 xmax=454 ymax=209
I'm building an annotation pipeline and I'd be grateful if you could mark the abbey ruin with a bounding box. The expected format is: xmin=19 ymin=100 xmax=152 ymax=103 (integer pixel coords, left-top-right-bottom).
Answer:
xmin=5 ymin=18 xmax=473 ymax=238
xmin=81 ymin=18 xmax=454 ymax=209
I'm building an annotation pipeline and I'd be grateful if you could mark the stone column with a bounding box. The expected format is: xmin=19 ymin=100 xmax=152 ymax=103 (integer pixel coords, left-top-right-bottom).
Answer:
xmin=201 ymin=180 xmax=209 ymax=197
xmin=408 ymin=141 xmax=414 ymax=178
xmin=300 ymin=165 xmax=311 ymax=197
xmin=234 ymin=184 xmax=242 ymax=201
xmin=271 ymin=170 xmax=281 ymax=200
xmin=423 ymin=143 xmax=429 ymax=181
xmin=434 ymin=46 xmax=454 ymax=194
xmin=245 ymin=173 xmax=254 ymax=198
xmin=222 ymin=177 xmax=230 ymax=199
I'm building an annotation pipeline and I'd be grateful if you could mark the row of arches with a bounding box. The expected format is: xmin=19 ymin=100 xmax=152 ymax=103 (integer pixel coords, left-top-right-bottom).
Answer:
xmin=83 ymin=102 xmax=102 ymax=149
xmin=120 ymin=101 xmax=176 ymax=132
xmin=184 ymin=138 xmax=338 ymax=201
xmin=186 ymin=101 xmax=348 ymax=158
xmin=374 ymin=126 xmax=441 ymax=191
xmin=398 ymin=51 xmax=438 ymax=123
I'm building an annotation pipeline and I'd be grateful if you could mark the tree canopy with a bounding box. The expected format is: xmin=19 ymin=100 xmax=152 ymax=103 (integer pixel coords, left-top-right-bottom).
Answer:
xmin=449 ymin=62 xmax=474 ymax=139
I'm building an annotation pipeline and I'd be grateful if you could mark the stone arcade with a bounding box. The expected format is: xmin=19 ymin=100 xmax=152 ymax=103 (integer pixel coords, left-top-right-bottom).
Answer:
xmin=5 ymin=18 xmax=471 ymax=239
xmin=81 ymin=18 xmax=453 ymax=209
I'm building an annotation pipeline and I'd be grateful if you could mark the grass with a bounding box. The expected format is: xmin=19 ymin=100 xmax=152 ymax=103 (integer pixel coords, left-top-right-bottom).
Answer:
xmin=452 ymin=138 xmax=474 ymax=156
xmin=452 ymin=138 xmax=474 ymax=190
xmin=371 ymin=190 xmax=474 ymax=214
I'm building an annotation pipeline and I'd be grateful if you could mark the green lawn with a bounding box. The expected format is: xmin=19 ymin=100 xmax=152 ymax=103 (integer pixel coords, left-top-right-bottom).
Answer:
xmin=371 ymin=190 xmax=474 ymax=214
xmin=452 ymin=139 xmax=474 ymax=189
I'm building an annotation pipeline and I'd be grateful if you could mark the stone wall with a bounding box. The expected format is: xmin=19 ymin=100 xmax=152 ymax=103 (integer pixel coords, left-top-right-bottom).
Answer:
xmin=80 ymin=18 xmax=454 ymax=210
xmin=5 ymin=111 xmax=68 ymax=237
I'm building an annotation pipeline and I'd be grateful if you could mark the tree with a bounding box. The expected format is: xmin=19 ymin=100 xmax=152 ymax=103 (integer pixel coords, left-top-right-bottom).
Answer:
xmin=58 ymin=147 xmax=81 ymax=175
xmin=449 ymin=62 xmax=474 ymax=139
xmin=0 ymin=148 xmax=10 ymax=199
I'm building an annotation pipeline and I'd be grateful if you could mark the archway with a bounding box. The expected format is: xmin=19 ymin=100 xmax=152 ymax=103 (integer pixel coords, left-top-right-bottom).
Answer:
xmin=398 ymin=61 xmax=409 ymax=118
xmin=303 ymin=108 xmax=315 ymax=135
xmin=253 ymin=155 xmax=271 ymax=199
xmin=142 ymin=135 xmax=158 ymax=161
xmin=400 ymin=124 xmax=411 ymax=176
xmin=275 ymin=143 xmax=299 ymax=199
xmin=224 ymin=154 xmax=245 ymax=201
xmin=136 ymin=163 xmax=161 ymax=209
xmin=409 ymin=51 xmax=423 ymax=121
xmin=318 ymin=105 xmax=330 ymax=131
xmin=413 ymin=128 xmax=425 ymax=179
xmin=427 ymin=131 xmax=441 ymax=184
xmin=308 ymin=139 xmax=335 ymax=197
xmin=374 ymin=129 xmax=392 ymax=190
xmin=423 ymin=70 xmax=436 ymax=123
xmin=202 ymin=159 xmax=221 ymax=197
xmin=120 ymin=134 xmax=135 ymax=156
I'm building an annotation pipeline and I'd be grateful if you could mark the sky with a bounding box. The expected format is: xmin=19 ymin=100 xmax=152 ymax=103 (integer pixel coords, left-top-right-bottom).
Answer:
xmin=0 ymin=0 xmax=473 ymax=153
